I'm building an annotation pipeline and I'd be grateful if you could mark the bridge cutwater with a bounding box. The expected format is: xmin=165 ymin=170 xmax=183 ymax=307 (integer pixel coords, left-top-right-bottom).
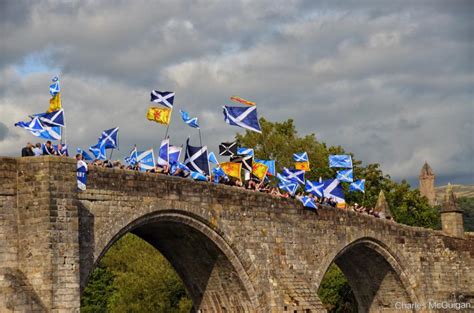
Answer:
xmin=0 ymin=157 xmax=473 ymax=312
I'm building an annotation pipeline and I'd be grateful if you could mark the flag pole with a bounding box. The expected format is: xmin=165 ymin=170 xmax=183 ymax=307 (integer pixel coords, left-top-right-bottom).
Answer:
xmin=164 ymin=108 xmax=173 ymax=139
xmin=109 ymin=149 xmax=114 ymax=160
xmin=198 ymin=128 xmax=203 ymax=147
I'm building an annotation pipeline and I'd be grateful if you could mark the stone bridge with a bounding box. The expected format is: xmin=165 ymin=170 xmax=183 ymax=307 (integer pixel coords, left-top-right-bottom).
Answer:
xmin=0 ymin=157 xmax=473 ymax=312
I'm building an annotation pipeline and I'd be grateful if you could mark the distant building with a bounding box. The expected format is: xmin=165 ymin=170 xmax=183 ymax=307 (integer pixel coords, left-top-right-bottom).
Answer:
xmin=419 ymin=161 xmax=436 ymax=206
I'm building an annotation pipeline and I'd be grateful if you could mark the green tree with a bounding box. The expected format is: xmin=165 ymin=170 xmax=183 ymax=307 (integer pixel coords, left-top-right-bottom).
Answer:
xmin=458 ymin=197 xmax=474 ymax=231
xmin=318 ymin=265 xmax=357 ymax=313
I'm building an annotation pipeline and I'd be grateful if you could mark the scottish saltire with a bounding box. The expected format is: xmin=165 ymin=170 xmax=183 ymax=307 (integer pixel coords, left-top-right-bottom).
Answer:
xmin=220 ymin=162 xmax=242 ymax=179
xmin=42 ymin=144 xmax=54 ymax=155
xmin=77 ymin=160 xmax=87 ymax=191
xmin=77 ymin=148 xmax=93 ymax=161
xmin=208 ymin=151 xmax=219 ymax=165
xmin=34 ymin=109 xmax=65 ymax=127
xmin=223 ymin=106 xmax=262 ymax=133
xmin=293 ymin=152 xmax=308 ymax=162
xmin=282 ymin=168 xmax=305 ymax=185
xmin=190 ymin=171 xmax=207 ymax=181
xmin=170 ymin=162 xmax=190 ymax=175
xmin=255 ymin=159 xmax=276 ymax=176
xmin=15 ymin=116 xmax=45 ymax=132
xmin=212 ymin=167 xmax=227 ymax=183
xmin=137 ymin=149 xmax=155 ymax=171
xmin=32 ymin=126 xmax=61 ymax=140
xmin=184 ymin=139 xmax=210 ymax=175
xmin=125 ymin=146 xmax=138 ymax=165
xmin=337 ymin=169 xmax=354 ymax=183
xmin=49 ymin=77 xmax=60 ymax=96
xmin=329 ymin=155 xmax=353 ymax=168
xmin=219 ymin=141 xmax=238 ymax=156
xmin=147 ymin=107 xmax=172 ymax=125
xmin=278 ymin=181 xmax=298 ymax=196
xmin=252 ymin=162 xmax=268 ymax=181
xmin=300 ymin=196 xmax=318 ymax=209
xmin=305 ymin=180 xmax=325 ymax=198
xmin=180 ymin=110 xmax=199 ymax=129
xmin=157 ymin=139 xmax=169 ymax=166
xmin=54 ymin=144 xmax=69 ymax=156
xmin=98 ymin=127 xmax=119 ymax=149
xmin=150 ymin=90 xmax=175 ymax=108
xmin=349 ymin=179 xmax=365 ymax=193
xmin=277 ymin=172 xmax=293 ymax=184
xmin=322 ymin=179 xmax=345 ymax=203
xmin=230 ymin=155 xmax=253 ymax=172
xmin=48 ymin=93 xmax=61 ymax=113
xmin=237 ymin=147 xmax=254 ymax=156
xmin=230 ymin=96 xmax=256 ymax=106
xmin=295 ymin=161 xmax=310 ymax=172
xmin=89 ymin=142 xmax=106 ymax=160
xmin=168 ymin=146 xmax=182 ymax=165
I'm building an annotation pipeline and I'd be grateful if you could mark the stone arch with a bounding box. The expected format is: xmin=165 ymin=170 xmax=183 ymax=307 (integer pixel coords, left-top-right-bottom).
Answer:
xmin=317 ymin=237 xmax=420 ymax=312
xmin=81 ymin=210 xmax=261 ymax=312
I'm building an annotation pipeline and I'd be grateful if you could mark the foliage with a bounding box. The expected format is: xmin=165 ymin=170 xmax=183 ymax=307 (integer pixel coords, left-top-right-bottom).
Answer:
xmin=81 ymin=233 xmax=192 ymax=313
xmin=318 ymin=265 xmax=357 ymax=313
xmin=458 ymin=197 xmax=474 ymax=231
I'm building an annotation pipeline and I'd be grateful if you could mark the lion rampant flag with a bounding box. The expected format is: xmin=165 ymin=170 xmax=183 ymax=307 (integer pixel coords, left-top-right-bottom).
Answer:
xmin=295 ymin=161 xmax=311 ymax=171
xmin=147 ymin=107 xmax=172 ymax=125
xmin=220 ymin=162 xmax=242 ymax=179
xmin=230 ymin=96 xmax=256 ymax=106
xmin=48 ymin=93 xmax=62 ymax=113
xmin=252 ymin=162 xmax=268 ymax=180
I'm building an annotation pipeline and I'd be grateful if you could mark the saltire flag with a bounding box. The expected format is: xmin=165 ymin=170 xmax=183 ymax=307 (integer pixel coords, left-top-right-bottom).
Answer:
xmin=230 ymin=96 xmax=256 ymax=106
xmin=329 ymin=155 xmax=353 ymax=168
xmin=219 ymin=141 xmax=238 ymax=156
xmin=282 ymin=168 xmax=305 ymax=185
xmin=49 ymin=76 xmax=60 ymax=96
xmin=223 ymin=105 xmax=262 ymax=133
xmin=15 ymin=116 xmax=45 ymax=132
xmin=212 ymin=167 xmax=228 ymax=183
xmin=237 ymin=147 xmax=254 ymax=156
xmin=305 ymin=180 xmax=324 ymax=198
xmin=77 ymin=148 xmax=93 ymax=161
xmin=295 ymin=161 xmax=310 ymax=172
xmin=125 ymin=146 xmax=138 ymax=165
xmin=77 ymin=160 xmax=87 ymax=191
xmin=98 ymin=127 xmax=119 ymax=149
xmin=230 ymin=154 xmax=253 ymax=172
xmin=184 ymin=139 xmax=210 ymax=176
xmin=42 ymin=144 xmax=55 ymax=155
xmin=293 ymin=152 xmax=308 ymax=162
xmin=33 ymin=109 xmax=65 ymax=127
xmin=190 ymin=171 xmax=207 ymax=181
xmin=208 ymin=151 xmax=219 ymax=165
xmin=147 ymin=107 xmax=172 ymax=125
xmin=220 ymin=162 xmax=241 ymax=179
xmin=168 ymin=146 xmax=182 ymax=165
xmin=157 ymin=138 xmax=169 ymax=166
xmin=252 ymin=161 xmax=268 ymax=181
xmin=337 ymin=169 xmax=353 ymax=183
xmin=137 ymin=148 xmax=155 ymax=171
xmin=180 ymin=110 xmax=199 ymax=128
xmin=255 ymin=159 xmax=276 ymax=176
xmin=322 ymin=179 xmax=345 ymax=203
xmin=277 ymin=172 xmax=293 ymax=184
xmin=150 ymin=90 xmax=175 ymax=108
xmin=349 ymin=179 xmax=365 ymax=193
xmin=89 ymin=142 xmax=106 ymax=160
xmin=54 ymin=144 xmax=69 ymax=156
xmin=32 ymin=126 xmax=61 ymax=140
xmin=170 ymin=162 xmax=190 ymax=175
xmin=300 ymin=196 xmax=318 ymax=209
xmin=278 ymin=181 xmax=298 ymax=196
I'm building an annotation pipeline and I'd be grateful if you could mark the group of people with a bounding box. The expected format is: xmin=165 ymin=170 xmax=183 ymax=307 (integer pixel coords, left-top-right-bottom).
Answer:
xmin=21 ymin=141 xmax=66 ymax=157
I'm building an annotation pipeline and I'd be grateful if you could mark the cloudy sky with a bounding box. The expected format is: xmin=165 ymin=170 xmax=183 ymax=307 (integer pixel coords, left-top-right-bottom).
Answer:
xmin=0 ymin=0 xmax=472 ymax=186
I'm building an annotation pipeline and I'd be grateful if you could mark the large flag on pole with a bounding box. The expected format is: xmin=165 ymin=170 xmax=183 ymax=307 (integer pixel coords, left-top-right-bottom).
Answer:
xmin=89 ymin=142 xmax=106 ymax=160
xmin=329 ymin=155 xmax=353 ymax=168
xmin=150 ymin=90 xmax=175 ymax=108
xmin=184 ymin=139 xmax=210 ymax=176
xmin=322 ymin=179 xmax=345 ymax=203
xmin=219 ymin=141 xmax=238 ymax=156
xmin=147 ymin=107 xmax=172 ymax=125
xmin=223 ymin=106 xmax=262 ymax=133
xmin=137 ymin=149 xmax=155 ymax=171
xmin=48 ymin=76 xmax=61 ymax=113
xmin=33 ymin=109 xmax=65 ymax=127
xmin=15 ymin=116 xmax=45 ymax=132
xmin=305 ymin=180 xmax=324 ymax=198
xmin=157 ymin=138 xmax=169 ymax=166
xmin=98 ymin=127 xmax=119 ymax=149
xmin=32 ymin=126 xmax=61 ymax=140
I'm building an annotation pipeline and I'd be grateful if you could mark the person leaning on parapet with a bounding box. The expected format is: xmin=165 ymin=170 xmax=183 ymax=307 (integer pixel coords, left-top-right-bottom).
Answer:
xmin=32 ymin=143 xmax=42 ymax=156
xmin=43 ymin=141 xmax=55 ymax=155
xmin=21 ymin=142 xmax=35 ymax=157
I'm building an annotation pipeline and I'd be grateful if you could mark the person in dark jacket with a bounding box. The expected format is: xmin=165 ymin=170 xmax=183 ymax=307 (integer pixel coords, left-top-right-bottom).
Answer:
xmin=21 ymin=143 xmax=35 ymax=157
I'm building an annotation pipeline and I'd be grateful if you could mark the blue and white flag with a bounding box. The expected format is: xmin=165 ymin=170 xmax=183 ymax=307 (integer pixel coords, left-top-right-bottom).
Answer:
xmin=180 ymin=110 xmax=199 ymax=129
xmin=190 ymin=171 xmax=207 ymax=181
xmin=168 ymin=146 xmax=182 ymax=165
xmin=137 ymin=148 xmax=155 ymax=171
xmin=98 ymin=127 xmax=119 ymax=149
xmin=349 ymin=179 xmax=365 ymax=193
xmin=151 ymin=90 xmax=175 ymax=108
xmin=277 ymin=172 xmax=292 ymax=184
xmin=77 ymin=148 xmax=93 ymax=161
xmin=305 ymin=180 xmax=325 ymax=198
xmin=282 ymin=168 xmax=305 ymax=185
xmin=77 ymin=160 xmax=87 ymax=191
xmin=49 ymin=77 xmax=60 ymax=96
xmin=337 ymin=169 xmax=353 ymax=183
xmin=34 ymin=109 xmax=65 ymax=127
xmin=89 ymin=142 xmax=106 ymax=160
xmin=208 ymin=151 xmax=219 ymax=165
xmin=184 ymin=139 xmax=210 ymax=176
xmin=293 ymin=152 xmax=308 ymax=162
xmin=278 ymin=181 xmax=298 ymax=196
xmin=300 ymin=196 xmax=318 ymax=209
xmin=125 ymin=146 xmax=138 ymax=165
xmin=33 ymin=126 xmax=61 ymax=140
xmin=223 ymin=105 xmax=262 ymax=133
xmin=157 ymin=138 xmax=169 ymax=166
xmin=212 ymin=167 xmax=227 ymax=183
xmin=54 ymin=144 xmax=69 ymax=156
xmin=255 ymin=159 xmax=275 ymax=176
xmin=329 ymin=155 xmax=353 ymax=168
xmin=322 ymin=179 xmax=345 ymax=203
xmin=15 ymin=116 xmax=45 ymax=132
xmin=237 ymin=147 xmax=254 ymax=156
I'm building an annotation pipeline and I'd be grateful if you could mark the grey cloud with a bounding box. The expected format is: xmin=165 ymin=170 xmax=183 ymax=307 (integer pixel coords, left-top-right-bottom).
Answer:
xmin=0 ymin=122 xmax=8 ymax=141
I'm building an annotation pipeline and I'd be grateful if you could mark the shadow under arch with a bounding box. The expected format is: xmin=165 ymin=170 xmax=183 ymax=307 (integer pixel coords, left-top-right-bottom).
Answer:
xmin=317 ymin=237 xmax=420 ymax=312
xmin=82 ymin=209 xmax=261 ymax=312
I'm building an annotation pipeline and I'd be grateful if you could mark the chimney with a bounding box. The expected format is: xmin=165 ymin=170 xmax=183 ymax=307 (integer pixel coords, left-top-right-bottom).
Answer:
xmin=440 ymin=184 xmax=464 ymax=237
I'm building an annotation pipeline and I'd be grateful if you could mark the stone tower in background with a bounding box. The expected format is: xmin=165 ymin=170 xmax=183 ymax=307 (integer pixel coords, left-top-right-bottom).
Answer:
xmin=419 ymin=161 xmax=436 ymax=206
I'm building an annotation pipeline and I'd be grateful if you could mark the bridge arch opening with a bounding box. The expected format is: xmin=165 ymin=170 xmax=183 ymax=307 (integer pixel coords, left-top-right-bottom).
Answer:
xmin=318 ymin=238 xmax=417 ymax=312
xmin=81 ymin=211 xmax=259 ymax=312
